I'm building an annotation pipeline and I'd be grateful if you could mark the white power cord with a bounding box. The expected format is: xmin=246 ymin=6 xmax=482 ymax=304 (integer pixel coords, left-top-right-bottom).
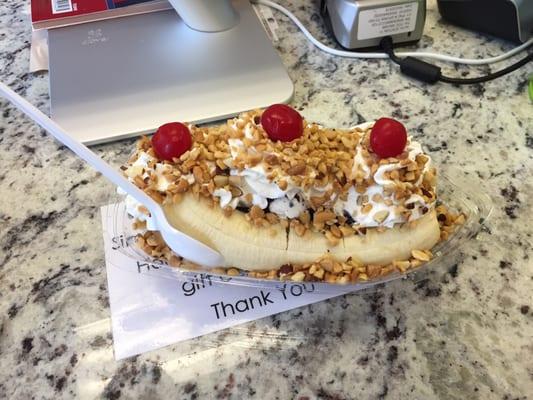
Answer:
xmin=252 ymin=0 xmax=533 ymax=65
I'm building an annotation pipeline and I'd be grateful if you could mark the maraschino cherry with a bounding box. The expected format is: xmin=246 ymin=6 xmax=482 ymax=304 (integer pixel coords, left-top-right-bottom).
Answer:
xmin=369 ymin=117 xmax=407 ymax=158
xmin=151 ymin=122 xmax=192 ymax=161
xmin=261 ymin=104 xmax=303 ymax=142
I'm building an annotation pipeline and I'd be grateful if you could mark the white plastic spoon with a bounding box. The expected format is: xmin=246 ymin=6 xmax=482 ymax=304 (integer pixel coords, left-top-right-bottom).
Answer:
xmin=0 ymin=82 xmax=225 ymax=268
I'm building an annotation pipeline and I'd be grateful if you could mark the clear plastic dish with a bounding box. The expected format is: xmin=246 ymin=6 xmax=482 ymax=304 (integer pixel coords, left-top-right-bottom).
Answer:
xmin=103 ymin=169 xmax=493 ymax=293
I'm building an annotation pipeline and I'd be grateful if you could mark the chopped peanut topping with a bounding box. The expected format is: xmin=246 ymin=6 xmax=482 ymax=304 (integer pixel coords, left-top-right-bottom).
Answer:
xmin=125 ymin=109 xmax=437 ymax=240
xmin=135 ymin=202 xmax=464 ymax=284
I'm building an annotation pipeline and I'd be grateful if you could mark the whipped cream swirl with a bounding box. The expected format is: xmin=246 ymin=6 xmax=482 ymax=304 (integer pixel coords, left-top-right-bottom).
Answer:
xmin=123 ymin=119 xmax=435 ymax=230
xmin=218 ymin=120 xmax=434 ymax=228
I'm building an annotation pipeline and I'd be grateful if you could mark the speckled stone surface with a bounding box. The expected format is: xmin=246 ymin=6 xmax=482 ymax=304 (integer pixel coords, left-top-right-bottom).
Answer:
xmin=1 ymin=0 xmax=532 ymax=399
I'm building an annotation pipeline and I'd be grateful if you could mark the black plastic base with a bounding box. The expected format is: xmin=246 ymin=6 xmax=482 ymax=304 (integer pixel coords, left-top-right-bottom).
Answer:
xmin=437 ymin=0 xmax=521 ymax=43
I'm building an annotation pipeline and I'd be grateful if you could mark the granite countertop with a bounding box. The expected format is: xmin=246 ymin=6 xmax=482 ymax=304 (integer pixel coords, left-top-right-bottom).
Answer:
xmin=1 ymin=0 xmax=532 ymax=398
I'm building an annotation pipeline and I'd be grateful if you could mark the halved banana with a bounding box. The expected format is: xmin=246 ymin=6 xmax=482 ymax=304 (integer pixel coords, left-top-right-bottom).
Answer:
xmin=163 ymin=194 xmax=289 ymax=270
xmin=338 ymin=210 xmax=440 ymax=265
xmin=163 ymin=193 xmax=440 ymax=271
xmin=286 ymin=228 xmax=344 ymax=265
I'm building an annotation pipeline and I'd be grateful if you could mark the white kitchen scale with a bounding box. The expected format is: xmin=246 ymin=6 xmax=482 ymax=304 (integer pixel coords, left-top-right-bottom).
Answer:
xmin=47 ymin=0 xmax=293 ymax=144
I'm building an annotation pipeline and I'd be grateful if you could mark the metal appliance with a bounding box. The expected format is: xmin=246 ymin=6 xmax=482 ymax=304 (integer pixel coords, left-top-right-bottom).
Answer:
xmin=320 ymin=0 xmax=427 ymax=49
xmin=47 ymin=0 xmax=293 ymax=144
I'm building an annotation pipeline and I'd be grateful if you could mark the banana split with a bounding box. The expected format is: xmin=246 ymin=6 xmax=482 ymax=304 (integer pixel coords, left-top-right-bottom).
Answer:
xmin=121 ymin=105 xmax=464 ymax=284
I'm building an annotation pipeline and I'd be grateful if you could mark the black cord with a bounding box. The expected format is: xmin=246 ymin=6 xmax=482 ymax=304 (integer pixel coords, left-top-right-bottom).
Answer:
xmin=381 ymin=37 xmax=403 ymax=66
xmin=438 ymin=52 xmax=533 ymax=85
xmin=379 ymin=36 xmax=533 ymax=85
